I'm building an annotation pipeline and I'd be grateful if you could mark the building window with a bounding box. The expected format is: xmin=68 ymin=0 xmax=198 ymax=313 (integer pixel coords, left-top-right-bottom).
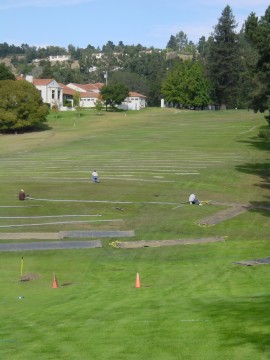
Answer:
xmin=58 ymin=90 xmax=61 ymax=100
xmin=52 ymin=90 xmax=55 ymax=99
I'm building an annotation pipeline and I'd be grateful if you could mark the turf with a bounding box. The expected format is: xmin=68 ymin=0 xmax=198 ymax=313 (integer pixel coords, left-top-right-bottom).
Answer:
xmin=0 ymin=108 xmax=269 ymax=359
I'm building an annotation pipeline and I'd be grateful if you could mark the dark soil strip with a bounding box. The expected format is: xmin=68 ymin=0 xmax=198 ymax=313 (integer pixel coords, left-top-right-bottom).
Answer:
xmin=60 ymin=230 xmax=135 ymax=238
xmin=0 ymin=240 xmax=102 ymax=252
xmin=233 ymin=257 xmax=270 ymax=266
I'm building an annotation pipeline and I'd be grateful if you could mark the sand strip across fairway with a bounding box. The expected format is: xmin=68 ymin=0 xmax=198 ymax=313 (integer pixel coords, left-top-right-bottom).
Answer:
xmin=111 ymin=236 xmax=225 ymax=248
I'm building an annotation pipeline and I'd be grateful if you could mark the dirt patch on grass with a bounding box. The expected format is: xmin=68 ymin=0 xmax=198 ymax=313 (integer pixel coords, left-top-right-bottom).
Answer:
xmin=110 ymin=237 xmax=225 ymax=248
xmin=197 ymin=206 xmax=250 ymax=226
xmin=20 ymin=273 xmax=40 ymax=282
xmin=233 ymin=258 xmax=270 ymax=266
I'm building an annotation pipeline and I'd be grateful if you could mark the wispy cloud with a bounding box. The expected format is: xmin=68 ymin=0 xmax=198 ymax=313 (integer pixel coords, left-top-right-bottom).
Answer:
xmin=0 ymin=0 xmax=95 ymax=10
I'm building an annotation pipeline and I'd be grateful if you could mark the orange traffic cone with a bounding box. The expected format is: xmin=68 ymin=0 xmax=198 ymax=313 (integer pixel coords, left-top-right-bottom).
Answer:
xmin=135 ymin=272 xmax=141 ymax=288
xmin=52 ymin=273 xmax=59 ymax=288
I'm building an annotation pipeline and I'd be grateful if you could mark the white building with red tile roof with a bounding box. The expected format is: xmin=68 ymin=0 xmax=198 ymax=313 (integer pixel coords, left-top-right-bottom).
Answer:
xmin=79 ymin=92 xmax=100 ymax=108
xmin=62 ymin=83 xmax=101 ymax=108
xmin=19 ymin=76 xmax=146 ymax=110
xmin=119 ymin=92 xmax=147 ymax=110
xmin=32 ymin=78 xmax=63 ymax=109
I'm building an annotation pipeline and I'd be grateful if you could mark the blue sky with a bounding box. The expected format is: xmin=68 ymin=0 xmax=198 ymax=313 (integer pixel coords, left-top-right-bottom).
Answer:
xmin=0 ymin=0 xmax=269 ymax=49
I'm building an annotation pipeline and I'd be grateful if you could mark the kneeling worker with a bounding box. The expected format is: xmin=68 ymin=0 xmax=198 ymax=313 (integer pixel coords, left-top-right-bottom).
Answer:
xmin=189 ymin=193 xmax=202 ymax=205
xmin=19 ymin=189 xmax=26 ymax=201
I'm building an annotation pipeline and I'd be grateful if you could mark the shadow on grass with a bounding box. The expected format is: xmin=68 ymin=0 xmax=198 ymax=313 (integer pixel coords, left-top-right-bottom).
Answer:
xmin=236 ymin=138 xmax=270 ymax=214
xmin=196 ymin=295 xmax=270 ymax=355
xmin=1 ymin=123 xmax=52 ymax=135
xmin=235 ymin=162 xmax=270 ymax=212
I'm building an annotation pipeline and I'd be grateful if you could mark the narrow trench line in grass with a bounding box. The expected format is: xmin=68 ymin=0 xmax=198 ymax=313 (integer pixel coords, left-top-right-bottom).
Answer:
xmin=0 ymin=219 xmax=123 ymax=228
xmin=0 ymin=215 xmax=102 ymax=219
xmin=28 ymin=198 xmax=179 ymax=205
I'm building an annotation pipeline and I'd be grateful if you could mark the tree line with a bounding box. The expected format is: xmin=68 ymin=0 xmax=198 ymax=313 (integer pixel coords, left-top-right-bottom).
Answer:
xmin=1 ymin=5 xmax=270 ymax=134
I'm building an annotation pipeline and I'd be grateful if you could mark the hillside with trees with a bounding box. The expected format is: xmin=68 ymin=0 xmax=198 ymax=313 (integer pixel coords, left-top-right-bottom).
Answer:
xmin=1 ymin=5 xmax=270 ymax=130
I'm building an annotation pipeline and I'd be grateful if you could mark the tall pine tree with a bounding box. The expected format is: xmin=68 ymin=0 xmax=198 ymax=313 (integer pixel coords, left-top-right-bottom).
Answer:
xmin=245 ymin=6 xmax=270 ymax=125
xmin=206 ymin=5 xmax=241 ymax=108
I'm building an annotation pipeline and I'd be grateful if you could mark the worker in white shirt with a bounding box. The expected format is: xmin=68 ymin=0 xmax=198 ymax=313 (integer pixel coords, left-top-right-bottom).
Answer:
xmin=189 ymin=193 xmax=202 ymax=205
xmin=92 ymin=170 xmax=99 ymax=183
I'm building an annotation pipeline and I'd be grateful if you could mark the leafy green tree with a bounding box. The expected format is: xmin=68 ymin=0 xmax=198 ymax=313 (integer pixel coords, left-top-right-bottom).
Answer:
xmin=0 ymin=63 xmax=15 ymax=80
xmin=109 ymin=71 xmax=148 ymax=95
xmin=166 ymin=31 xmax=195 ymax=54
xmin=166 ymin=35 xmax=178 ymax=51
xmin=73 ymin=91 xmax=82 ymax=117
xmin=161 ymin=60 xmax=210 ymax=109
xmin=206 ymin=5 xmax=241 ymax=108
xmin=245 ymin=6 xmax=270 ymax=125
xmin=0 ymin=80 xmax=49 ymax=133
xmin=176 ymin=31 xmax=188 ymax=52
xmin=102 ymin=41 xmax=116 ymax=53
xmin=95 ymin=99 xmax=103 ymax=115
xmin=100 ymin=83 xmax=129 ymax=111
xmin=40 ymin=61 xmax=53 ymax=78
xmin=51 ymin=102 xmax=59 ymax=118
xmin=122 ymin=51 xmax=167 ymax=106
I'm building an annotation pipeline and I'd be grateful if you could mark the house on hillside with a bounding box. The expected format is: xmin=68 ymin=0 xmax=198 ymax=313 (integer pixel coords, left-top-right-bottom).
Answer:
xmin=49 ymin=55 xmax=71 ymax=62
xmin=118 ymin=92 xmax=147 ymax=110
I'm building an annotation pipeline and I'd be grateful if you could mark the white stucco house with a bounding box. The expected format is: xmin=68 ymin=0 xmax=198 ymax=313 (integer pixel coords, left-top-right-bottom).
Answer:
xmin=19 ymin=76 xmax=64 ymax=109
xmin=17 ymin=75 xmax=146 ymax=111
xmin=64 ymin=85 xmax=147 ymax=110
xmin=32 ymin=78 xmax=63 ymax=109
xmin=79 ymin=92 xmax=100 ymax=107
xmin=49 ymin=55 xmax=71 ymax=62
xmin=118 ymin=92 xmax=147 ymax=110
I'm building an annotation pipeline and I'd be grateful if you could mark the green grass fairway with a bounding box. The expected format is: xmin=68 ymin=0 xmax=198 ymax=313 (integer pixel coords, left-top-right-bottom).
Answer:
xmin=0 ymin=108 xmax=269 ymax=359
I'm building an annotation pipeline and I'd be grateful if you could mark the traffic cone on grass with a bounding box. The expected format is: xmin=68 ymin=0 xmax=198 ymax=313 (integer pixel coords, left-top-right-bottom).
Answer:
xmin=135 ymin=272 xmax=141 ymax=288
xmin=52 ymin=273 xmax=59 ymax=288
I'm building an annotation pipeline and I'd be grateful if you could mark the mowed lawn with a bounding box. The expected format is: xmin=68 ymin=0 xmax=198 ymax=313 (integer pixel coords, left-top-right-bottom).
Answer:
xmin=0 ymin=108 xmax=269 ymax=359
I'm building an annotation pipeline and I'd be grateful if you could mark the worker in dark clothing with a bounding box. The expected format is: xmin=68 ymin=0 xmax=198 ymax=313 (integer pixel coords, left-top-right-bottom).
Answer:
xmin=19 ymin=189 xmax=26 ymax=200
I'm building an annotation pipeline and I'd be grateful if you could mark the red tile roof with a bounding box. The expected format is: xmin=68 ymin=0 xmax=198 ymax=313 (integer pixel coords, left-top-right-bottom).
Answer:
xmin=59 ymin=83 xmax=76 ymax=95
xmin=94 ymin=82 xmax=104 ymax=89
xmin=33 ymin=79 xmax=54 ymax=86
xmin=129 ymin=92 xmax=147 ymax=98
xmin=67 ymin=82 xmax=104 ymax=92
xmin=80 ymin=92 xmax=99 ymax=99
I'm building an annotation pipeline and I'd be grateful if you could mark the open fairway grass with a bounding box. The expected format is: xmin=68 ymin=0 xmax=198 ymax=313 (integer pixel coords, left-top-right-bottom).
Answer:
xmin=0 ymin=108 xmax=270 ymax=359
